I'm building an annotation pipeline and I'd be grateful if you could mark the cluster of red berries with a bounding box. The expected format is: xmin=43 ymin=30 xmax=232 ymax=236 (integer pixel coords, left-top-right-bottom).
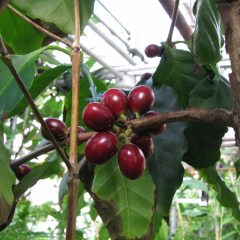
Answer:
xmin=82 ymin=85 xmax=166 ymax=180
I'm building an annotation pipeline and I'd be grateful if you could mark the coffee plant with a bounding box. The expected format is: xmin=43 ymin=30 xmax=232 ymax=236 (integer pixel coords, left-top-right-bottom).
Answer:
xmin=0 ymin=0 xmax=240 ymax=239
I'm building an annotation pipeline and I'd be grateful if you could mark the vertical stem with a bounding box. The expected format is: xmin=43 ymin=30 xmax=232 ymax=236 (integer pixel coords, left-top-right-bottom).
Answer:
xmin=166 ymin=0 xmax=180 ymax=44
xmin=66 ymin=0 xmax=81 ymax=239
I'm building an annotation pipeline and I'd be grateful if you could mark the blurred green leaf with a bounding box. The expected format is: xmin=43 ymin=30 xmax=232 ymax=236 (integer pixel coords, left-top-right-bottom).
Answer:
xmin=193 ymin=0 xmax=223 ymax=65
xmin=10 ymin=65 xmax=71 ymax=117
xmin=200 ymin=166 xmax=240 ymax=221
xmin=13 ymin=153 xmax=63 ymax=199
xmin=0 ymin=122 xmax=16 ymax=227
xmin=0 ymin=8 xmax=43 ymax=54
xmin=14 ymin=0 xmax=95 ymax=34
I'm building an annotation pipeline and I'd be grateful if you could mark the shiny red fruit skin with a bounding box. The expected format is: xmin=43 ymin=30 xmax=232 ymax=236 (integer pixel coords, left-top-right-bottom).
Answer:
xmin=15 ymin=164 xmax=32 ymax=180
xmin=118 ymin=144 xmax=145 ymax=180
xmin=144 ymin=44 xmax=163 ymax=58
xmin=102 ymin=88 xmax=128 ymax=117
xmin=85 ymin=132 xmax=118 ymax=164
xmin=143 ymin=111 xmax=166 ymax=135
xmin=130 ymin=134 xmax=154 ymax=160
xmin=128 ymin=85 xmax=155 ymax=113
xmin=41 ymin=118 xmax=67 ymax=142
xmin=140 ymin=73 xmax=152 ymax=81
xmin=82 ymin=102 xmax=114 ymax=131
xmin=68 ymin=126 xmax=85 ymax=143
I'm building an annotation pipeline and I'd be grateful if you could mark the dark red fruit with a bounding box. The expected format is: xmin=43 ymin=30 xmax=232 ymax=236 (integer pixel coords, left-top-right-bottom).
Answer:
xmin=85 ymin=132 xmax=118 ymax=164
xmin=102 ymin=88 xmax=128 ymax=117
xmin=143 ymin=111 xmax=166 ymax=135
xmin=82 ymin=102 xmax=114 ymax=131
xmin=15 ymin=164 xmax=32 ymax=180
xmin=128 ymin=85 xmax=155 ymax=113
xmin=140 ymin=73 xmax=152 ymax=81
xmin=130 ymin=134 xmax=154 ymax=160
xmin=144 ymin=44 xmax=163 ymax=58
xmin=118 ymin=144 xmax=145 ymax=180
xmin=41 ymin=118 xmax=67 ymax=142
xmin=68 ymin=126 xmax=85 ymax=143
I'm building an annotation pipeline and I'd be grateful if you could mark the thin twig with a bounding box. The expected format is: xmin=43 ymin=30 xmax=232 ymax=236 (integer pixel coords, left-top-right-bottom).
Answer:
xmin=0 ymin=36 xmax=72 ymax=170
xmin=11 ymin=132 xmax=96 ymax=168
xmin=11 ymin=144 xmax=55 ymax=169
xmin=11 ymin=109 xmax=233 ymax=167
xmin=130 ymin=108 xmax=233 ymax=132
xmin=159 ymin=0 xmax=192 ymax=41
xmin=7 ymin=4 xmax=72 ymax=48
xmin=166 ymin=0 xmax=180 ymax=44
xmin=66 ymin=0 xmax=81 ymax=238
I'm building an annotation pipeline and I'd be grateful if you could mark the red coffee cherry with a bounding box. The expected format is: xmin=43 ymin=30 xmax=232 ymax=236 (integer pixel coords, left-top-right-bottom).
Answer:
xmin=41 ymin=118 xmax=67 ymax=142
xmin=82 ymin=102 xmax=114 ymax=131
xmin=85 ymin=132 xmax=118 ymax=164
xmin=130 ymin=134 xmax=154 ymax=160
xmin=15 ymin=164 xmax=32 ymax=180
xmin=144 ymin=44 xmax=164 ymax=58
xmin=128 ymin=85 xmax=155 ymax=114
xmin=118 ymin=144 xmax=145 ymax=180
xmin=102 ymin=88 xmax=128 ymax=117
xmin=143 ymin=111 xmax=166 ymax=135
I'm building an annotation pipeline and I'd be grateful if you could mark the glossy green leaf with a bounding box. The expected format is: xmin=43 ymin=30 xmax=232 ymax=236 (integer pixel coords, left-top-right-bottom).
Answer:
xmin=0 ymin=122 xmax=16 ymax=226
xmin=183 ymin=122 xmax=227 ymax=169
xmin=193 ymin=0 xmax=223 ymax=65
xmin=140 ymin=79 xmax=187 ymax=217
xmin=92 ymin=155 xmax=155 ymax=239
xmin=200 ymin=167 xmax=240 ymax=221
xmin=10 ymin=65 xmax=71 ymax=117
xmin=14 ymin=0 xmax=95 ymax=34
xmin=189 ymin=75 xmax=232 ymax=110
xmin=0 ymin=8 xmax=43 ymax=54
xmin=153 ymin=45 xmax=207 ymax=107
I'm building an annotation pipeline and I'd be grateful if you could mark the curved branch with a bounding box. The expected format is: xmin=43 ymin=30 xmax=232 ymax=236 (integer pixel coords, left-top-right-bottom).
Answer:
xmin=130 ymin=108 xmax=233 ymax=132
xmin=11 ymin=109 xmax=233 ymax=167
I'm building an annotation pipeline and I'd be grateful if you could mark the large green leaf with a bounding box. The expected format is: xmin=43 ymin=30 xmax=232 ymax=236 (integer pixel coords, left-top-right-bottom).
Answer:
xmin=189 ymin=75 xmax=232 ymax=110
xmin=14 ymin=0 xmax=95 ymax=34
xmin=200 ymin=167 xmax=240 ymax=221
xmin=10 ymin=65 xmax=71 ymax=117
xmin=193 ymin=0 xmax=223 ymax=65
xmin=183 ymin=122 xmax=227 ymax=169
xmin=0 ymin=8 xmax=43 ymax=54
xmin=92 ymin=155 xmax=155 ymax=239
xmin=0 ymin=122 xmax=16 ymax=226
xmin=140 ymin=79 xmax=187 ymax=217
xmin=184 ymin=74 xmax=230 ymax=169
xmin=153 ymin=45 xmax=207 ymax=107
